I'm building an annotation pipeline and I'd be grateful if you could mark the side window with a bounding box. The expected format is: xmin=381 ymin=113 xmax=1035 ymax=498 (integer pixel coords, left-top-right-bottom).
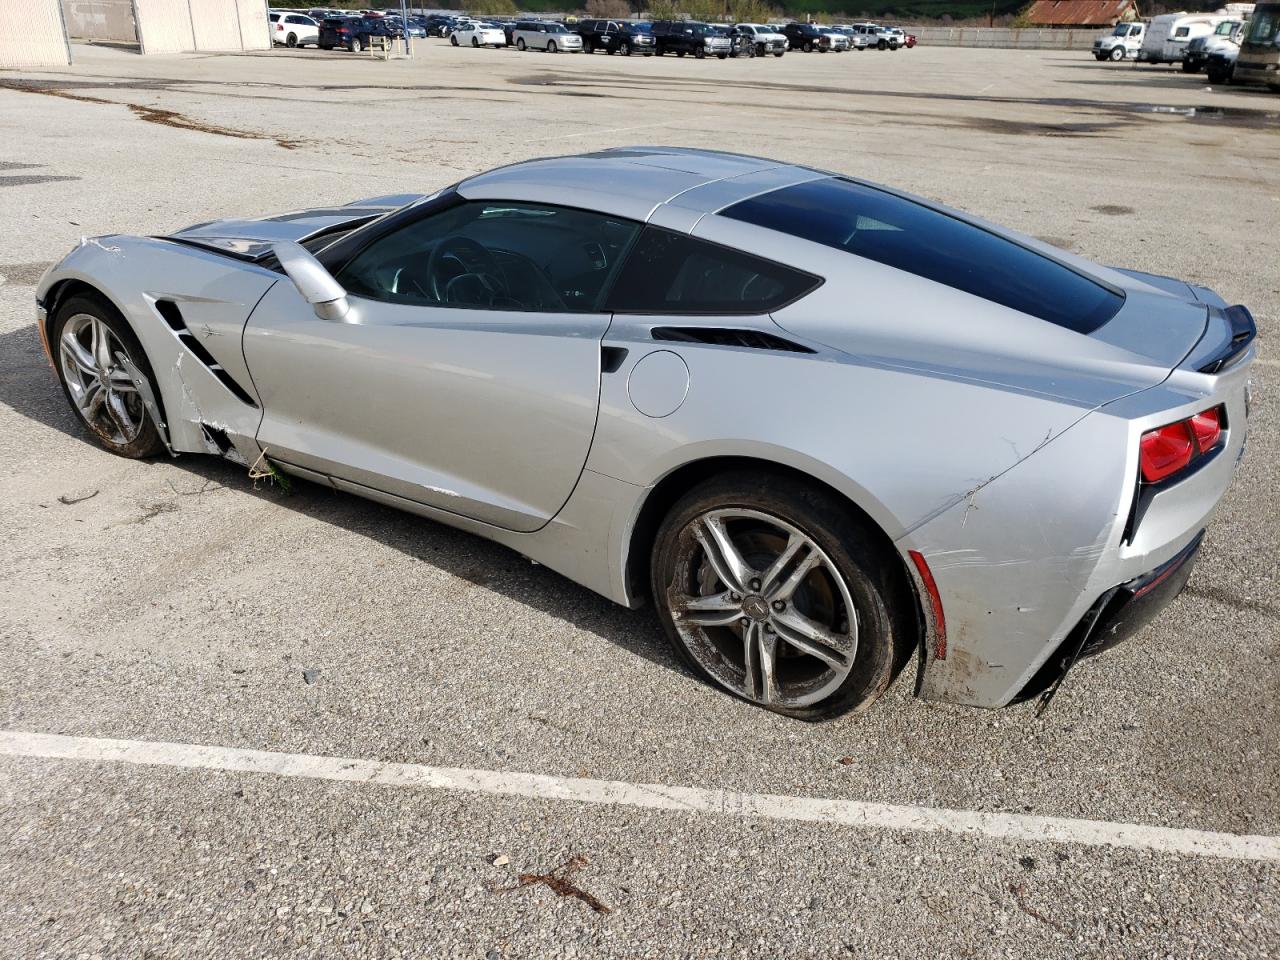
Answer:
xmin=337 ymin=201 xmax=642 ymax=314
xmin=604 ymin=227 xmax=821 ymax=316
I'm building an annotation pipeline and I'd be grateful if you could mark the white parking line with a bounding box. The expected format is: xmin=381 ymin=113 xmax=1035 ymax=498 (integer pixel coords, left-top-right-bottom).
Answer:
xmin=2 ymin=730 xmax=1277 ymax=863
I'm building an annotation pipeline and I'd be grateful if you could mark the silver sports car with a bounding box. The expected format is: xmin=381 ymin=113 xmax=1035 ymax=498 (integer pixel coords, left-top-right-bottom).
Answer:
xmin=35 ymin=147 xmax=1255 ymax=719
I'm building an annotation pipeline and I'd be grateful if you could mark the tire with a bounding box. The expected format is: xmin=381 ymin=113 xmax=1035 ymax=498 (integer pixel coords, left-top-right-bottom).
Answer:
xmin=774 ymin=51 xmax=784 ymax=57
xmin=677 ymin=49 xmax=686 ymax=57
xmin=651 ymin=472 xmax=914 ymax=720
xmin=583 ymin=39 xmax=593 ymax=53
xmin=472 ymin=37 xmax=479 ymax=47
xmin=619 ymin=41 xmax=630 ymax=55
xmin=716 ymin=52 xmax=727 ymax=59
xmin=51 ymin=293 xmax=165 ymax=459
xmin=1206 ymin=65 xmax=1230 ymax=84
xmin=548 ymin=40 xmax=557 ymax=53
xmin=320 ymin=43 xmax=331 ymax=49
xmin=451 ymin=34 xmax=458 ymax=45
xmin=756 ymin=42 xmax=765 ymax=56
xmin=350 ymin=37 xmax=362 ymax=52
xmin=694 ymin=46 xmax=705 ymax=58
xmin=516 ymin=37 xmax=525 ymax=50
xmin=1181 ymin=59 xmax=1199 ymax=73
xmin=878 ymin=39 xmax=886 ymax=49
xmin=802 ymin=40 xmax=813 ymax=52
xmin=286 ymin=32 xmax=297 ymax=47
xmin=1109 ymin=45 xmax=1125 ymax=61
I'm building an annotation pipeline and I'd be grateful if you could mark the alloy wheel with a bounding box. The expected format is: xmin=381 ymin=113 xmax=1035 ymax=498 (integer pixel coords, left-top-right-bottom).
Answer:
xmin=666 ymin=508 xmax=859 ymax=708
xmin=58 ymin=313 xmax=146 ymax=445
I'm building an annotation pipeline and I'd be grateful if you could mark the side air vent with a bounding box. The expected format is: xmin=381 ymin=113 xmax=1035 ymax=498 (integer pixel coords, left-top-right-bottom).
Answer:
xmin=154 ymin=300 xmax=258 ymax=407
xmin=650 ymin=326 xmax=815 ymax=354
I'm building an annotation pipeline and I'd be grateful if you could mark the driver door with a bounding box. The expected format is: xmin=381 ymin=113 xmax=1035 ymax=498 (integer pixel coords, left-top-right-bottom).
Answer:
xmin=243 ymin=197 xmax=642 ymax=533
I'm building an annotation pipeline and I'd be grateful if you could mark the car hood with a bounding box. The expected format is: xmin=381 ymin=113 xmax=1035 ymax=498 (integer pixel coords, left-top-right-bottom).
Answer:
xmin=165 ymin=194 xmax=422 ymax=259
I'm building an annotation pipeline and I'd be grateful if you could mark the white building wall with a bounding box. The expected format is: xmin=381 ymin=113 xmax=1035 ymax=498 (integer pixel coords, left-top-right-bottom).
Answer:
xmin=0 ymin=0 xmax=72 ymax=68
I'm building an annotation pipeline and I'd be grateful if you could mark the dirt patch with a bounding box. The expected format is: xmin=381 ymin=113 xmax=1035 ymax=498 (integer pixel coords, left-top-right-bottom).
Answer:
xmin=0 ymin=177 xmax=80 ymax=188
xmin=1091 ymin=204 xmax=1136 ymax=216
xmin=0 ymin=262 xmax=56 ymax=285
xmin=0 ymin=80 xmax=304 ymax=150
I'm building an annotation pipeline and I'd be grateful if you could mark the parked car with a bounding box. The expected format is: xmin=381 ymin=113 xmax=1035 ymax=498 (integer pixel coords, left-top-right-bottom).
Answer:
xmin=269 ymin=10 xmax=319 ymax=48
xmin=879 ymin=26 xmax=907 ymax=49
xmin=813 ymin=25 xmax=851 ymax=50
xmin=733 ymin=23 xmax=787 ymax=56
xmin=424 ymin=14 xmax=456 ymax=36
xmin=37 ymin=147 xmax=1255 ymax=719
xmin=1092 ymin=21 xmax=1145 ymax=60
xmin=846 ymin=22 xmax=882 ymax=47
xmin=384 ymin=15 xmax=425 ymax=39
xmin=903 ymin=31 xmax=917 ymax=47
xmin=575 ymin=18 xmax=657 ymax=56
xmin=451 ymin=21 xmax=506 ymax=47
xmin=652 ymin=20 xmax=732 ymax=58
xmin=1234 ymin=1 xmax=1280 ymax=90
xmin=712 ymin=25 xmax=754 ymax=56
xmin=317 ymin=15 xmax=397 ymax=52
xmin=512 ymin=21 xmax=583 ymax=53
xmin=1182 ymin=18 xmax=1246 ymax=73
xmin=781 ymin=22 xmax=832 ymax=52
xmin=829 ymin=26 xmax=871 ymax=50
xmin=1138 ymin=12 xmax=1231 ymax=64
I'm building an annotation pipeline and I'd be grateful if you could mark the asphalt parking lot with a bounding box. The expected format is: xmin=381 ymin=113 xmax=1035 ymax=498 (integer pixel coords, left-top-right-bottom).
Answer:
xmin=1 ymin=40 xmax=1278 ymax=958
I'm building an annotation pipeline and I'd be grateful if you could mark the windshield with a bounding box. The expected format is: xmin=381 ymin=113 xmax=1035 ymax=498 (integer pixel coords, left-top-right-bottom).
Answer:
xmin=1246 ymin=6 xmax=1279 ymax=43
xmin=1215 ymin=20 xmax=1238 ymax=35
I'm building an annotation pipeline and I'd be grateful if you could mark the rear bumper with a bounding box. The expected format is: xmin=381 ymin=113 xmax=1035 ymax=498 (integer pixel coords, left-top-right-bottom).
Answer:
xmin=1010 ymin=531 xmax=1203 ymax=704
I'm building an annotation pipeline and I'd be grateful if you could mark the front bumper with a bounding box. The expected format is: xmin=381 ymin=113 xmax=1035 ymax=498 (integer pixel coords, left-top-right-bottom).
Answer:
xmin=1010 ymin=531 xmax=1204 ymax=704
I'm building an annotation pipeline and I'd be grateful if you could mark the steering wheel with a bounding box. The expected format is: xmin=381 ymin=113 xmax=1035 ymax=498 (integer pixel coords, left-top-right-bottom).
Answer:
xmin=426 ymin=235 xmax=510 ymax=306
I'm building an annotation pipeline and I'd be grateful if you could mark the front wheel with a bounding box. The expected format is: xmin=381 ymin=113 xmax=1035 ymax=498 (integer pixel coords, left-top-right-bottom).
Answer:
xmin=52 ymin=294 xmax=165 ymax=459
xmin=774 ymin=50 xmax=784 ymax=57
xmin=651 ymin=473 xmax=913 ymax=720
xmin=451 ymin=34 xmax=459 ymax=45
xmin=802 ymin=40 xmax=813 ymax=52
xmin=548 ymin=40 xmax=557 ymax=53
xmin=516 ymin=37 xmax=525 ymax=50
xmin=1206 ymin=66 xmax=1231 ymax=84
xmin=472 ymin=37 xmax=479 ymax=47
xmin=1109 ymin=46 xmax=1125 ymax=61
xmin=1181 ymin=59 xmax=1200 ymax=73
xmin=619 ymin=42 xmax=630 ymax=55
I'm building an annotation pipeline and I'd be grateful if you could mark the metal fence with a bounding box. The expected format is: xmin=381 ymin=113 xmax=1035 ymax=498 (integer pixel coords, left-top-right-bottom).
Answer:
xmin=61 ymin=0 xmax=137 ymax=43
xmin=0 ymin=0 xmax=72 ymax=67
xmin=899 ymin=26 xmax=1101 ymax=49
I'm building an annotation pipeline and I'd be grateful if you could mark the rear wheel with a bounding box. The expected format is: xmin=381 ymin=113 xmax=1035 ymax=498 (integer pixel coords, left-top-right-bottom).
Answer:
xmin=451 ymin=34 xmax=459 ymax=45
xmin=286 ymin=32 xmax=297 ymax=47
xmin=651 ymin=473 xmax=914 ymax=720
xmin=471 ymin=36 xmax=479 ymax=47
xmin=52 ymin=293 xmax=164 ymax=459
xmin=350 ymin=36 xmax=362 ymax=52
xmin=516 ymin=37 xmax=525 ymax=50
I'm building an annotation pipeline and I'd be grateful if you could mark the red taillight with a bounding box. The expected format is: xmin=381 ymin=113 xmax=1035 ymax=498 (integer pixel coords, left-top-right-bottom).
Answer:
xmin=276 ymin=22 xmax=283 ymax=30
xmin=1139 ymin=406 xmax=1224 ymax=484
xmin=1139 ymin=422 xmax=1194 ymax=483
xmin=1189 ymin=407 xmax=1221 ymax=453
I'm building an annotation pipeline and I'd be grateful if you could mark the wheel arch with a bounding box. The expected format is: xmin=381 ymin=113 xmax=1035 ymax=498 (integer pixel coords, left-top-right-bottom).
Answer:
xmin=621 ymin=455 xmax=926 ymax=665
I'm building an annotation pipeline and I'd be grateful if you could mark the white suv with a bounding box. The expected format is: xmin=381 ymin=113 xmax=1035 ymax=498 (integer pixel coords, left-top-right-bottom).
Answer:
xmin=269 ymin=10 xmax=320 ymax=47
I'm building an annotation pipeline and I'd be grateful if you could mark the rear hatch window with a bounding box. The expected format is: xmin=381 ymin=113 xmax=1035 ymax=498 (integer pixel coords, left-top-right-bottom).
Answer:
xmin=721 ymin=177 xmax=1123 ymax=334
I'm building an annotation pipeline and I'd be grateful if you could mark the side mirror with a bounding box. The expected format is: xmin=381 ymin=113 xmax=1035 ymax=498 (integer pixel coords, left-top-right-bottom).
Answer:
xmin=272 ymin=241 xmax=350 ymax=321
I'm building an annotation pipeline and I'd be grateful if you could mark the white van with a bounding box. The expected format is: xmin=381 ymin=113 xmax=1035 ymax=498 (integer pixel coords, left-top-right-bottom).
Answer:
xmin=1138 ymin=12 xmax=1231 ymax=63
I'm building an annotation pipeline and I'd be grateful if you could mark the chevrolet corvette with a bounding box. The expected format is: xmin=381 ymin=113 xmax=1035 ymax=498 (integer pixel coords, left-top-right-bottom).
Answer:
xmin=35 ymin=147 xmax=1255 ymax=718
